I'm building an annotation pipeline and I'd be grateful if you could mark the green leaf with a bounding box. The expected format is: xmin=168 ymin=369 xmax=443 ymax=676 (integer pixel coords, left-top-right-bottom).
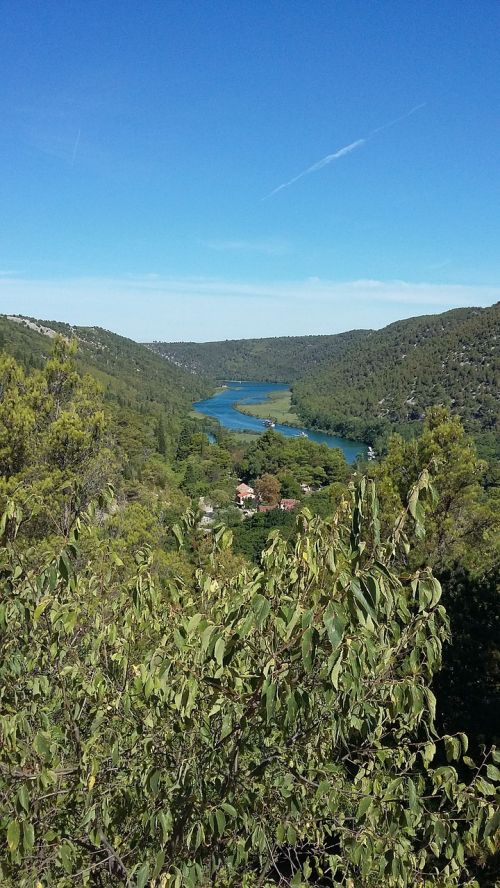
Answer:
xmin=200 ymin=624 xmax=215 ymax=653
xmin=7 ymin=820 xmax=20 ymax=853
xmin=33 ymin=598 xmax=51 ymax=623
xmin=152 ymin=850 xmax=166 ymax=879
xmin=356 ymin=797 xmax=372 ymax=819
xmin=148 ymin=769 xmax=161 ymax=796
xmin=22 ymin=820 xmax=35 ymax=852
xmin=172 ymin=523 xmax=183 ymax=548
xmin=331 ymin=655 xmax=342 ymax=690
xmin=486 ymin=764 xmax=500 ymax=782
xmin=33 ymin=732 xmax=51 ymax=758
xmin=215 ymin=809 xmax=226 ymax=835
xmin=17 ymin=785 xmax=29 ymax=813
xmin=444 ymin=735 xmax=461 ymax=762
xmin=301 ymin=627 xmax=314 ymax=672
xmin=158 ymin=810 xmax=172 ymax=845
xmin=136 ymin=862 xmax=150 ymax=888
xmin=484 ymin=808 xmax=500 ymax=839
xmin=350 ymin=579 xmax=377 ymax=622
xmin=59 ymin=843 xmax=73 ymax=873
xmin=265 ymin=681 xmax=277 ymax=723
xmin=187 ymin=613 xmax=202 ymax=634
xmin=252 ymin=594 xmax=271 ymax=627
xmin=214 ymin=636 xmax=225 ymax=666
xmin=221 ymin=802 xmax=237 ymax=817
xmin=421 ymin=741 xmax=436 ymax=767
xmin=58 ymin=553 xmax=70 ymax=582
xmin=323 ymin=605 xmax=346 ymax=651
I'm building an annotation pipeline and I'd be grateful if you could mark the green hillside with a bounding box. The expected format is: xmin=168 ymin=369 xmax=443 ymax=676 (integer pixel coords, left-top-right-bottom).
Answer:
xmin=147 ymin=329 xmax=370 ymax=382
xmin=149 ymin=303 xmax=500 ymax=451
xmin=0 ymin=315 xmax=211 ymax=467
xmin=293 ymin=303 xmax=500 ymax=446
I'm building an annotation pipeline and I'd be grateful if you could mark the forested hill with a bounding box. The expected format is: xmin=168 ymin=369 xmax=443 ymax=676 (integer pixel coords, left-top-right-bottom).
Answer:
xmin=149 ymin=303 xmax=499 ymax=448
xmin=147 ymin=329 xmax=370 ymax=382
xmin=293 ymin=303 xmax=500 ymax=444
xmin=0 ymin=315 xmax=211 ymax=463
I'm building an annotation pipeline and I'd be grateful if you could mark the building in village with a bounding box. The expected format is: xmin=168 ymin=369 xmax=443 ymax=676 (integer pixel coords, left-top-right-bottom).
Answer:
xmin=279 ymin=498 xmax=300 ymax=511
xmin=236 ymin=482 xmax=255 ymax=506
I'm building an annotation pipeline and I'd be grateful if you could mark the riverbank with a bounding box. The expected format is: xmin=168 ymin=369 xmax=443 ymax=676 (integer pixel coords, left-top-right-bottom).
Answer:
xmin=235 ymin=390 xmax=301 ymax=427
xmin=193 ymin=381 xmax=367 ymax=463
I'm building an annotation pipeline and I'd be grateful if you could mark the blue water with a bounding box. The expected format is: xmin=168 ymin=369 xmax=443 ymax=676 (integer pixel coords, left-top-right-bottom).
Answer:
xmin=194 ymin=381 xmax=366 ymax=464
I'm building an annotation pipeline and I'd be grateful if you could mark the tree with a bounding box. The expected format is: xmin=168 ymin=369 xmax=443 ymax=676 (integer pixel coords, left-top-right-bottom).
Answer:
xmin=370 ymin=409 xmax=500 ymax=762
xmin=254 ymin=472 xmax=281 ymax=506
xmin=1 ymin=476 xmax=499 ymax=887
xmin=0 ymin=338 xmax=112 ymax=541
xmin=373 ymin=407 xmax=499 ymax=575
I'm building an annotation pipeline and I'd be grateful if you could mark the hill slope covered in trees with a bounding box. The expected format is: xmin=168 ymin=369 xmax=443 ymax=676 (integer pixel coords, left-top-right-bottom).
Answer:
xmin=147 ymin=329 xmax=370 ymax=382
xmin=149 ymin=303 xmax=500 ymax=449
xmin=0 ymin=315 xmax=211 ymax=467
xmin=292 ymin=303 xmax=500 ymax=444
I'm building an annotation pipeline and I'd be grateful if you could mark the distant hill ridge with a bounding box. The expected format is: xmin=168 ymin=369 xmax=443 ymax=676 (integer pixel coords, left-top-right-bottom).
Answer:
xmin=148 ymin=302 xmax=500 ymax=447
xmin=146 ymin=329 xmax=371 ymax=383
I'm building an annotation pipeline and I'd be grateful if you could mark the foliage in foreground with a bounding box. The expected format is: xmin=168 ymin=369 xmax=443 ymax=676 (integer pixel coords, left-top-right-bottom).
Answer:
xmin=1 ymin=477 xmax=499 ymax=887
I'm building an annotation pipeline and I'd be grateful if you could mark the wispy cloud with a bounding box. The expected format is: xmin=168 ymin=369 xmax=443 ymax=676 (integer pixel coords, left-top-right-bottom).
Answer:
xmin=1 ymin=273 xmax=497 ymax=340
xmin=264 ymin=103 xmax=426 ymax=199
xmin=1 ymin=272 xmax=497 ymax=311
xmin=201 ymin=238 xmax=289 ymax=256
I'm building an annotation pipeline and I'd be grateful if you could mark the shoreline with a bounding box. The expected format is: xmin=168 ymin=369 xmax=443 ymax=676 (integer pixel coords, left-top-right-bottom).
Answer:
xmin=234 ymin=393 xmax=369 ymax=448
xmin=194 ymin=381 xmax=369 ymax=459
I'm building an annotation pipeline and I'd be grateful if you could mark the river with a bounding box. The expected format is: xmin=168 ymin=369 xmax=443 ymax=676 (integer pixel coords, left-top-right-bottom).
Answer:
xmin=193 ymin=381 xmax=366 ymax=464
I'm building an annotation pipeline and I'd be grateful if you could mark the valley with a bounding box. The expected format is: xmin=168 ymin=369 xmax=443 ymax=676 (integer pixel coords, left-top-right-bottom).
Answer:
xmin=1 ymin=308 xmax=499 ymax=887
xmin=3 ymin=5 xmax=500 ymax=883
xmin=150 ymin=301 xmax=500 ymax=456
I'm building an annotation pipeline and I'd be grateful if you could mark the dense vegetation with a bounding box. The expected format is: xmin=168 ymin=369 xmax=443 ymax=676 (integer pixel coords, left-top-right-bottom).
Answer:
xmin=147 ymin=330 xmax=370 ymax=383
xmin=0 ymin=315 xmax=211 ymax=471
xmin=0 ymin=324 xmax=499 ymax=886
xmin=150 ymin=303 xmax=500 ymax=456
xmin=293 ymin=304 xmax=500 ymax=450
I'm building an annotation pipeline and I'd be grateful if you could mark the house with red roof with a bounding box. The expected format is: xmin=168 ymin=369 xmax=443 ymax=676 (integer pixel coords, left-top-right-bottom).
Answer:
xmin=279 ymin=498 xmax=300 ymax=511
xmin=236 ymin=482 xmax=255 ymax=506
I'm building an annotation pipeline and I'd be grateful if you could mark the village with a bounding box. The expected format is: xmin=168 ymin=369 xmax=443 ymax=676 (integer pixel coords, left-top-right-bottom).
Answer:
xmin=198 ymin=479 xmax=314 ymax=528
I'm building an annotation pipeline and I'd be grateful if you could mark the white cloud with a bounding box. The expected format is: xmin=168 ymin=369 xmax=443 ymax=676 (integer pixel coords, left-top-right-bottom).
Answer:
xmin=0 ymin=274 xmax=497 ymax=341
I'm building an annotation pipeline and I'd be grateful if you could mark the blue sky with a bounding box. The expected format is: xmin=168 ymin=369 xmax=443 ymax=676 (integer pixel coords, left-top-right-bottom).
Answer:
xmin=1 ymin=0 xmax=499 ymax=341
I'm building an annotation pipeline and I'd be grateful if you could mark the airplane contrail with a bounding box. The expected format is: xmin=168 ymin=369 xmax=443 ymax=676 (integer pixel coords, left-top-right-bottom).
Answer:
xmin=368 ymin=102 xmax=427 ymax=137
xmin=263 ymin=102 xmax=426 ymax=199
xmin=71 ymin=128 xmax=81 ymax=166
